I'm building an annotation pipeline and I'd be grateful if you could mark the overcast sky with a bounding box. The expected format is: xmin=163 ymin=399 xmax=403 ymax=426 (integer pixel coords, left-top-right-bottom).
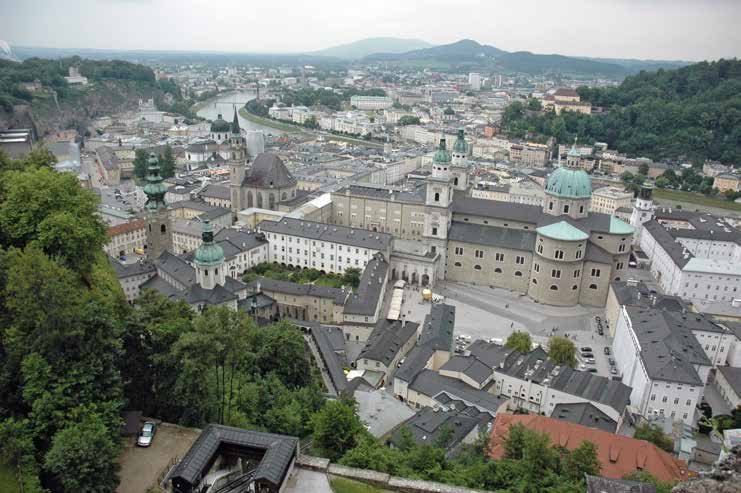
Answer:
xmin=2 ymin=0 xmax=739 ymax=61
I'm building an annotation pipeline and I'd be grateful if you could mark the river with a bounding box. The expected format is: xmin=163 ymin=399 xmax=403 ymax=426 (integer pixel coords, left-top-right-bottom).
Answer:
xmin=195 ymin=91 xmax=283 ymax=135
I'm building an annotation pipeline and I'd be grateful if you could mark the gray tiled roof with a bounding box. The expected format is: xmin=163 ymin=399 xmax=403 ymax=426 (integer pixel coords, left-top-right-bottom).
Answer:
xmin=243 ymin=153 xmax=296 ymax=188
xmin=584 ymin=242 xmax=614 ymax=264
xmin=108 ymin=256 xmax=156 ymax=279
xmin=169 ymin=424 xmax=297 ymax=487
xmin=344 ymin=253 xmax=389 ymax=315
xmin=358 ymin=319 xmax=419 ymax=367
xmin=246 ymin=277 xmax=348 ymax=304
xmin=155 ymin=251 xmax=197 ymax=288
xmin=199 ymin=183 xmax=231 ymax=200
xmin=311 ymin=324 xmax=348 ymax=393
xmin=551 ymin=402 xmax=617 ymax=433
xmin=389 ymin=405 xmax=490 ymax=453
xmin=716 ymin=365 xmax=741 ymax=398
xmin=448 ymin=221 xmax=536 ymax=251
xmin=610 ymin=280 xmax=689 ymax=312
xmin=452 ymin=195 xmax=542 ymax=224
xmin=176 ymin=284 xmax=237 ymax=305
xmin=409 ymin=370 xmax=507 ymax=415
xmin=139 ymin=274 xmax=181 ymax=299
xmin=499 ymin=346 xmax=631 ymax=414
xmin=625 ymin=306 xmax=712 ymax=385
xmin=335 ymin=183 xmax=426 ymax=204
xmin=394 ymin=304 xmax=455 ymax=383
xmin=641 ymin=220 xmax=693 ymax=268
xmin=440 ymin=355 xmax=493 ymax=385
xmin=259 ymin=217 xmax=393 ymax=251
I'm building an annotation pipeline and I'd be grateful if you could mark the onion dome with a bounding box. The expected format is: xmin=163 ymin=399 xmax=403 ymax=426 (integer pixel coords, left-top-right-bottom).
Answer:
xmin=143 ymin=153 xmax=167 ymax=210
xmin=210 ymin=113 xmax=230 ymax=133
xmin=194 ymin=220 xmax=224 ymax=266
xmin=433 ymin=137 xmax=451 ymax=164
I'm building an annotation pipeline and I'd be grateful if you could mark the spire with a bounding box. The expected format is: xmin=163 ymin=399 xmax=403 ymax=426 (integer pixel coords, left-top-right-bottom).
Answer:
xmin=231 ymin=106 xmax=241 ymax=134
xmin=453 ymin=127 xmax=467 ymax=154
xmin=433 ymin=134 xmax=452 ymax=164
xmin=143 ymin=153 xmax=167 ymax=211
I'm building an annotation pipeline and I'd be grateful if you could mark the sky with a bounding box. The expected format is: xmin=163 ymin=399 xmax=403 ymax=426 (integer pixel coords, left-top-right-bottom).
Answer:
xmin=1 ymin=0 xmax=740 ymax=61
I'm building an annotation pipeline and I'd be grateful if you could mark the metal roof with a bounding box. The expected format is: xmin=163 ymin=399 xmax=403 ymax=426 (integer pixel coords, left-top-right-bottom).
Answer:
xmin=448 ymin=221 xmax=536 ymax=251
xmin=536 ymin=220 xmax=589 ymax=242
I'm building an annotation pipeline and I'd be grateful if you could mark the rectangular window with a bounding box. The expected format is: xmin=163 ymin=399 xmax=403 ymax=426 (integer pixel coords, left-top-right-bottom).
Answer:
xmin=573 ymin=269 xmax=581 ymax=278
xmin=554 ymin=249 xmax=564 ymax=259
xmin=551 ymin=269 xmax=561 ymax=279
xmin=475 ymin=250 xmax=484 ymax=259
xmin=495 ymin=253 xmax=504 ymax=262
xmin=516 ymin=256 xmax=525 ymax=265
xmin=455 ymin=247 xmax=464 ymax=255
xmin=591 ymin=268 xmax=601 ymax=277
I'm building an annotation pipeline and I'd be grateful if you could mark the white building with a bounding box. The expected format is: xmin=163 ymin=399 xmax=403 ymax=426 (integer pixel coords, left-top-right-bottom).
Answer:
xmin=612 ymin=305 xmax=715 ymax=425
xmin=468 ymin=73 xmax=482 ymax=91
xmin=350 ymin=96 xmax=393 ymax=110
xmin=591 ymin=187 xmax=634 ymax=215
xmin=258 ymin=217 xmax=393 ymax=275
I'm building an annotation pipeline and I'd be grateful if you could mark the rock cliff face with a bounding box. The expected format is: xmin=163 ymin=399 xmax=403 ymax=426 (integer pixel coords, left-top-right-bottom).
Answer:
xmin=673 ymin=446 xmax=741 ymax=493
xmin=0 ymin=80 xmax=161 ymax=137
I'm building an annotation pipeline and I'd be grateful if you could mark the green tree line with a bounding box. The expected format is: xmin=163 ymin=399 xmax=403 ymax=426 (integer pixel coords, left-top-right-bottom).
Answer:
xmin=502 ymin=59 xmax=741 ymax=165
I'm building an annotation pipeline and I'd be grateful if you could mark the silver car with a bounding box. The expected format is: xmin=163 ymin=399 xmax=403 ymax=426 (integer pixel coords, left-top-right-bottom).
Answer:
xmin=136 ymin=421 xmax=157 ymax=447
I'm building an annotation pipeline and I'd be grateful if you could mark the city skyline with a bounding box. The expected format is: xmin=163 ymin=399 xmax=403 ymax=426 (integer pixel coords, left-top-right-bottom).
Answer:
xmin=2 ymin=0 xmax=740 ymax=61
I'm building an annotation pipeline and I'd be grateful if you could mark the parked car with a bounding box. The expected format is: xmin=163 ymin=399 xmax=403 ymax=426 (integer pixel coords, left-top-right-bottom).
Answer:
xmin=137 ymin=421 xmax=157 ymax=447
xmin=580 ymin=347 xmax=593 ymax=352
xmin=581 ymin=353 xmax=594 ymax=359
xmin=585 ymin=358 xmax=596 ymax=364
xmin=610 ymin=367 xmax=618 ymax=375
xmin=608 ymin=358 xmax=616 ymax=366
xmin=603 ymin=347 xmax=611 ymax=355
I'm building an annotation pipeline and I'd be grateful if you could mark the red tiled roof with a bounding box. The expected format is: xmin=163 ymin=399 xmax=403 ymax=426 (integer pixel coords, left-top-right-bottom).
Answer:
xmin=489 ymin=414 xmax=689 ymax=482
xmin=106 ymin=219 xmax=146 ymax=237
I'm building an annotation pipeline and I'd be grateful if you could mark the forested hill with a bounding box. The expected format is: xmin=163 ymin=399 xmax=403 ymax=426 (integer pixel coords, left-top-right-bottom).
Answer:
xmin=502 ymin=58 xmax=741 ymax=165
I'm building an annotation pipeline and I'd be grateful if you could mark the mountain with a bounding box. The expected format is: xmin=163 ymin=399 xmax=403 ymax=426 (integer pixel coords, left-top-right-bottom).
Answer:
xmin=365 ymin=39 xmax=628 ymax=77
xmin=579 ymin=56 xmax=691 ymax=72
xmin=310 ymin=37 xmax=433 ymax=59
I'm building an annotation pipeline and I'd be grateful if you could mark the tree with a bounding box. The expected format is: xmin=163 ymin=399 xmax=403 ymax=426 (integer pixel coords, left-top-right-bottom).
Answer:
xmin=620 ymin=171 xmax=635 ymax=184
xmin=312 ymin=397 xmax=365 ymax=460
xmin=655 ymin=176 xmax=670 ymax=188
xmin=562 ymin=440 xmax=601 ymax=481
xmin=133 ymin=148 xmax=148 ymax=179
xmin=548 ymin=336 xmax=577 ymax=368
xmin=505 ymin=331 xmax=532 ymax=353
xmin=159 ymin=145 xmax=176 ymax=178
xmin=527 ymin=98 xmax=542 ymax=111
xmin=638 ymin=162 xmax=650 ymax=175
xmin=634 ymin=422 xmax=674 ymax=453
xmin=398 ymin=115 xmax=421 ymax=126
xmin=44 ymin=412 xmax=120 ymax=493
xmin=342 ymin=267 xmax=362 ymax=289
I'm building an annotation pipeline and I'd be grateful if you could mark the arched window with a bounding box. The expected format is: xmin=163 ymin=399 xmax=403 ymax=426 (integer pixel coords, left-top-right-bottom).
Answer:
xmin=434 ymin=192 xmax=440 ymax=202
xmin=269 ymin=193 xmax=276 ymax=209
xmin=614 ymin=277 xmax=621 ymax=282
xmin=532 ymin=278 xmax=538 ymax=284
xmin=454 ymin=177 xmax=459 ymax=186
xmin=454 ymin=262 xmax=462 ymax=267
xmin=160 ymin=224 xmax=166 ymax=234
xmin=550 ymin=285 xmax=558 ymax=291
xmin=247 ymin=191 xmax=253 ymax=208
xmin=575 ymin=250 xmax=582 ymax=259
xmin=572 ymin=285 xmax=578 ymax=291
xmin=149 ymin=224 xmax=152 ymax=232
xmin=579 ymin=205 xmax=584 ymax=213
xmin=563 ymin=204 xmax=570 ymax=213
xmin=589 ymin=283 xmax=598 ymax=290
xmin=474 ymin=265 xmax=482 ymax=270
xmin=514 ymin=271 xmax=522 ymax=277
xmin=494 ymin=267 xmax=502 ymax=273
xmin=548 ymin=201 xmax=554 ymax=210
xmin=257 ymin=192 xmax=263 ymax=208
xmin=281 ymin=192 xmax=287 ymax=200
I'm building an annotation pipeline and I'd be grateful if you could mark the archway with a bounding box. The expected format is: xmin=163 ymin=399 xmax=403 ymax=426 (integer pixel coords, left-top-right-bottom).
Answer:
xmin=402 ymin=271 xmax=409 ymax=282
xmin=247 ymin=190 xmax=253 ymax=208
xmin=421 ymin=274 xmax=429 ymax=286
xmin=391 ymin=268 xmax=397 ymax=280
xmin=269 ymin=193 xmax=276 ymax=210
xmin=411 ymin=272 xmax=418 ymax=285
xmin=257 ymin=192 xmax=263 ymax=208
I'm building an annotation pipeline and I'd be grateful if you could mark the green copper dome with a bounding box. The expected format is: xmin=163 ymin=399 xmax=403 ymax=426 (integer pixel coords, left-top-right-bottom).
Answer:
xmin=433 ymin=137 xmax=451 ymax=163
xmin=453 ymin=128 xmax=467 ymax=154
xmin=536 ymin=221 xmax=589 ymax=242
xmin=545 ymin=167 xmax=592 ymax=199
xmin=195 ymin=220 xmax=224 ymax=265
xmin=143 ymin=153 xmax=167 ymax=211
xmin=210 ymin=114 xmax=230 ymax=133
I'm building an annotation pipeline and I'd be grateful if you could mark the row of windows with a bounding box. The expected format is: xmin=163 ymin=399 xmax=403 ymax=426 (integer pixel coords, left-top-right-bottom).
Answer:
xmin=547 ymin=201 xmax=585 ymax=214
xmin=531 ymin=278 xmax=598 ymax=290
xmin=452 ymin=263 xmax=525 ymax=277
xmin=650 ymin=395 xmax=693 ymax=407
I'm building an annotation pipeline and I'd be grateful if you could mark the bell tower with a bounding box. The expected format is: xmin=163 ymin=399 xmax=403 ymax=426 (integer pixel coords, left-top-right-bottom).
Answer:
xmin=195 ymin=220 xmax=226 ymax=290
xmin=144 ymin=153 xmax=172 ymax=259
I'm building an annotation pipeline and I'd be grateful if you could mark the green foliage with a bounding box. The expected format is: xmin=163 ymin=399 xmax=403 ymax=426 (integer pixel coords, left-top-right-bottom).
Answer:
xmin=548 ymin=336 xmax=577 ymax=368
xmin=243 ymin=262 xmax=357 ymax=290
xmin=0 ymin=419 xmax=45 ymax=493
xmin=505 ymin=330 xmax=532 ymax=353
xmin=502 ymin=59 xmax=741 ymax=165
xmin=623 ymin=471 xmax=677 ymax=493
xmin=634 ymin=422 xmax=674 ymax=453
xmin=312 ymin=397 xmax=366 ymax=460
xmin=134 ymin=146 xmax=175 ymax=180
xmin=133 ymin=148 xmax=148 ymax=180
xmin=526 ymin=98 xmax=542 ymax=111
xmin=398 ymin=115 xmax=421 ymax=126
xmin=44 ymin=412 xmax=120 ymax=493
xmin=0 ymin=166 xmax=106 ymax=274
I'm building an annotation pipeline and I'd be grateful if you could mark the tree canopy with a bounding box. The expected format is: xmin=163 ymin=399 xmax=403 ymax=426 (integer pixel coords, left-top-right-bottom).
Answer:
xmin=502 ymin=59 xmax=741 ymax=165
xmin=505 ymin=331 xmax=532 ymax=353
xmin=548 ymin=336 xmax=577 ymax=368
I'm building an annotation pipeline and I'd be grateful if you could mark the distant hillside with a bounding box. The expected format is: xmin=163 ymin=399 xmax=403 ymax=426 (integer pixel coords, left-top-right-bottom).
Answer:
xmin=501 ymin=59 xmax=741 ymax=165
xmin=364 ymin=39 xmax=626 ymax=76
xmin=579 ymin=56 xmax=692 ymax=72
xmin=311 ymin=37 xmax=433 ymax=59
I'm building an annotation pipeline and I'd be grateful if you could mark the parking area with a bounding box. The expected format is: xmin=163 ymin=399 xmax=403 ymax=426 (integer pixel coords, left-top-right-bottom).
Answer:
xmin=117 ymin=422 xmax=200 ymax=493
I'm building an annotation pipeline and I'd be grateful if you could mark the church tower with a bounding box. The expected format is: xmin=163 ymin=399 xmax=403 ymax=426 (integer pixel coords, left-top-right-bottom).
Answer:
xmin=144 ymin=153 xmax=172 ymax=259
xmin=542 ymin=140 xmax=592 ymax=220
xmin=630 ymin=183 xmax=654 ymax=244
xmin=194 ymin=220 xmax=226 ymax=290
xmin=229 ymin=108 xmax=247 ymax=213
xmin=450 ymin=128 xmax=469 ymax=191
xmin=425 ymin=136 xmax=453 ymax=278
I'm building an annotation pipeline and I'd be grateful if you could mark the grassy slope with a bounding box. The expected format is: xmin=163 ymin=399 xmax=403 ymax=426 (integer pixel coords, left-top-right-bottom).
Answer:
xmin=330 ymin=476 xmax=398 ymax=493
xmin=0 ymin=462 xmax=20 ymax=493
xmin=653 ymin=188 xmax=741 ymax=212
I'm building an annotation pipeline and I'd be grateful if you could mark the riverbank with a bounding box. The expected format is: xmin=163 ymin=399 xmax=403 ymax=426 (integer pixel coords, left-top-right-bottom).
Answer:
xmin=240 ymin=108 xmax=384 ymax=148
xmin=653 ymin=188 xmax=741 ymax=213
